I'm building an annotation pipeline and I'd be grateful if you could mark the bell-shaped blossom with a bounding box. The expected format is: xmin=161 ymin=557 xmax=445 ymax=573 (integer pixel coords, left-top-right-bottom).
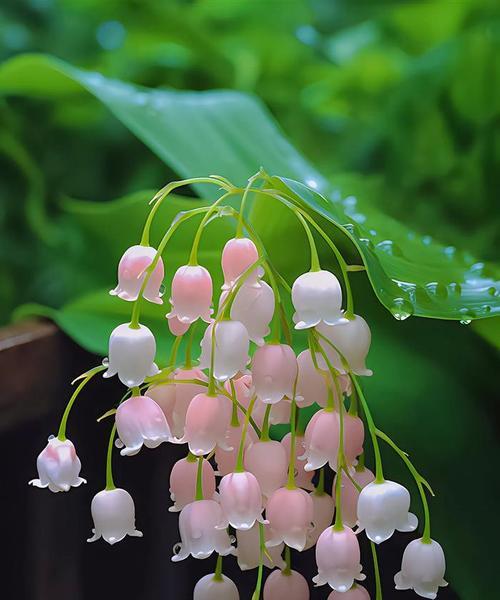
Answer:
xmin=87 ymin=488 xmax=142 ymax=545
xmin=394 ymin=538 xmax=448 ymax=599
xmin=172 ymin=499 xmax=235 ymax=562
xmin=226 ymin=280 xmax=275 ymax=346
xmin=292 ymin=270 xmax=346 ymax=330
xmin=199 ymin=321 xmax=250 ymax=381
xmin=167 ymin=264 xmax=213 ymax=324
xmin=103 ymin=322 xmax=159 ymax=387
xmin=357 ymin=480 xmax=418 ymax=543
xmin=167 ymin=315 xmax=190 ymax=336
xmin=305 ymin=491 xmax=335 ymax=550
xmin=263 ymin=569 xmax=310 ymax=600
xmin=244 ymin=440 xmax=288 ymax=498
xmin=169 ymin=456 xmax=216 ymax=512
xmin=215 ymin=422 xmax=258 ymax=476
xmin=328 ymin=585 xmax=370 ymax=599
xmin=219 ymin=471 xmax=267 ymax=530
xmin=296 ymin=349 xmax=329 ymax=408
xmin=171 ymin=368 xmax=207 ymax=438
xmin=281 ymin=432 xmax=314 ymax=491
xmin=193 ymin=573 xmax=239 ymax=600
xmin=222 ymin=237 xmax=260 ymax=289
xmin=182 ymin=393 xmax=232 ymax=455
xmin=236 ymin=523 xmax=285 ymax=571
xmin=332 ymin=467 xmax=375 ymax=528
xmin=146 ymin=382 xmax=176 ymax=429
xmin=110 ymin=244 xmax=164 ymax=304
xmin=266 ymin=487 xmax=314 ymax=551
xmin=313 ymin=526 xmax=365 ymax=591
xmin=225 ymin=374 xmax=252 ymax=408
xmin=252 ymin=344 xmax=297 ymax=404
xmin=115 ymin=395 xmax=171 ymax=456
xmin=316 ymin=316 xmax=372 ymax=376
xmin=29 ymin=436 xmax=86 ymax=493
xmin=301 ymin=409 xmax=340 ymax=472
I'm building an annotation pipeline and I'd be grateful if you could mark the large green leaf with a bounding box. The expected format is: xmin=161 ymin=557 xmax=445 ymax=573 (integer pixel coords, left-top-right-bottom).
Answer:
xmin=0 ymin=53 xmax=498 ymax=324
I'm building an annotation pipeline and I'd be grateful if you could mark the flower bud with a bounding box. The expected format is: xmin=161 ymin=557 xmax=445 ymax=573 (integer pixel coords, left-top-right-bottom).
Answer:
xmin=115 ymin=395 xmax=171 ymax=456
xmin=183 ymin=393 xmax=232 ymax=456
xmin=332 ymin=467 xmax=375 ymax=528
xmin=193 ymin=573 xmax=239 ymax=600
xmin=292 ymin=270 xmax=346 ymax=330
xmin=167 ymin=264 xmax=213 ymax=324
xmin=29 ymin=436 xmax=86 ymax=493
xmin=265 ymin=487 xmax=313 ymax=551
xmin=236 ymin=523 xmax=285 ymax=571
xmin=199 ymin=321 xmax=250 ymax=381
xmin=87 ymin=488 xmax=143 ymax=545
xmin=219 ymin=471 xmax=266 ymax=530
xmin=357 ymin=480 xmax=418 ymax=543
xmin=244 ymin=440 xmax=288 ymax=498
xmin=110 ymin=244 xmax=164 ymax=304
xmin=394 ymin=538 xmax=448 ymax=599
xmin=252 ymin=344 xmax=297 ymax=404
xmin=169 ymin=456 xmax=216 ymax=512
xmin=103 ymin=322 xmax=159 ymax=387
xmin=263 ymin=569 xmax=310 ymax=600
xmin=222 ymin=237 xmax=260 ymax=289
xmin=313 ymin=526 xmax=365 ymax=592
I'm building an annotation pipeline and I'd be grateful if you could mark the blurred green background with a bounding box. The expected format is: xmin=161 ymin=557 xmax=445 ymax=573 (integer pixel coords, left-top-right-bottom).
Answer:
xmin=0 ymin=1 xmax=499 ymax=599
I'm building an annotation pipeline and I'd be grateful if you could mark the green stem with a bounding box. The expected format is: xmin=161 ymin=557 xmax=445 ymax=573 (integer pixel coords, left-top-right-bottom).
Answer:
xmin=251 ymin=523 xmax=265 ymax=600
xmin=333 ymin=469 xmax=343 ymax=530
xmin=169 ymin=335 xmax=183 ymax=368
xmin=286 ymin=395 xmax=298 ymax=489
xmin=213 ymin=554 xmax=223 ymax=582
xmin=235 ymin=395 xmax=256 ymax=472
xmin=371 ymin=541 xmax=383 ymax=600
xmin=260 ymin=404 xmax=272 ymax=441
xmin=295 ymin=210 xmax=321 ymax=272
xmin=229 ymin=380 xmax=240 ymax=427
xmin=189 ymin=193 xmax=234 ymax=265
xmin=57 ymin=365 xmax=106 ymax=441
xmin=195 ymin=456 xmax=204 ymax=501
xmin=105 ymin=422 xmax=117 ymax=490
xmin=315 ymin=468 xmax=325 ymax=495
xmin=236 ymin=172 xmax=262 ymax=238
xmin=283 ymin=545 xmax=292 ymax=575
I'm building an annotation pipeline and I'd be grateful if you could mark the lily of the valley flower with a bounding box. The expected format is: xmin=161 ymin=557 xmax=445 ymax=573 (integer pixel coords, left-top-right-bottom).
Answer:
xmin=29 ymin=436 xmax=86 ymax=493
xmin=171 ymin=367 xmax=207 ymax=438
xmin=357 ymin=480 xmax=418 ymax=543
xmin=221 ymin=237 xmax=260 ymax=289
xmin=172 ymin=499 xmax=235 ymax=562
xmin=110 ymin=244 xmax=164 ymax=304
xmin=218 ymin=471 xmax=267 ymax=530
xmin=251 ymin=343 xmax=297 ymax=404
xmin=395 ymin=538 xmax=448 ymax=599
xmin=215 ymin=421 xmax=258 ymax=476
xmin=265 ymin=487 xmax=314 ymax=551
xmin=193 ymin=573 xmax=240 ymax=600
xmin=146 ymin=382 xmax=176 ymax=430
xmin=169 ymin=456 xmax=216 ymax=512
xmin=313 ymin=526 xmax=365 ymax=592
xmin=103 ymin=323 xmax=159 ymax=387
xmin=225 ymin=280 xmax=275 ymax=346
xmin=167 ymin=264 xmax=213 ymax=324
xmin=244 ymin=440 xmax=288 ymax=498
xmin=236 ymin=523 xmax=285 ymax=571
xmin=115 ymin=395 xmax=171 ymax=456
xmin=167 ymin=315 xmax=190 ymax=336
xmin=199 ymin=320 xmax=250 ymax=381
xmin=305 ymin=491 xmax=335 ymax=550
xmin=263 ymin=569 xmax=310 ymax=600
xmin=87 ymin=488 xmax=143 ymax=545
xmin=182 ymin=393 xmax=232 ymax=455
xmin=292 ymin=270 xmax=347 ymax=330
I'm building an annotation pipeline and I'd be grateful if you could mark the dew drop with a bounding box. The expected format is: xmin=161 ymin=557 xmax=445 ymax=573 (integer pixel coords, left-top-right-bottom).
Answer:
xmin=343 ymin=223 xmax=355 ymax=234
xmin=390 ymin=298 xmax=414 ymax=321
xmin=115 ymin=438 xmax=124 ymax=449
xmin=488 ymin=286 xmax=499 ymax=297
xmin=448 ymin=282 xmax=462 ymax=296
xmin=376 ymin=240 xmax=403 ymax=257
xmin=359 ymin=238 xmax=374 ymax=250
xmin=459 ymin=307 xmax=475 ymax=325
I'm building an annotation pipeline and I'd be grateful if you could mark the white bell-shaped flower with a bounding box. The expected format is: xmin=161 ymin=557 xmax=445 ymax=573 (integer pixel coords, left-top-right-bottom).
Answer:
xmin=313 ymin=526 xmax=365 ymax=592
xmin=103 ymin=323 xmax=159 ymax=387
xmin=110 ymin=244 xmax=164 ymax=304
xmin=29 ymin=436 xmax=86 ymax=493
xmin=87 ymin=488 xmax=143 ymax=545
xmin=199 ymin=320 xmax=250 ymax=381
xmin=292 ymin=270 xmax=346 ymax=330
xmin=316 ymin=316 xmax=372 ymax=376
xmin=236 ymin=523 xmax=285 ymax=571
xmin=115 ymin=395 xmax=171 ymax=456
xmin=251 ymin=343 xmax=297 ymax=404
xmin=357 ymin=480 xmax=418 ymax=543
xmin=224 ymin=281 xmax=275 ymax=346
xmin=394 ymin=538 xmax=448 ymax=599
xmin=218 ymin=471 xmax=267 ymax=530
xmin=194 ymin=573 xmax=240 ymax=600
xmin=172 ymin=499 xmax=235 ymax=562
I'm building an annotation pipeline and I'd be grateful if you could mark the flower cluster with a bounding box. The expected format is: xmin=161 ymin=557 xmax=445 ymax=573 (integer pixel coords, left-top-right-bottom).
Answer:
xmin=30 ymin=174 xmax=447 ymax=600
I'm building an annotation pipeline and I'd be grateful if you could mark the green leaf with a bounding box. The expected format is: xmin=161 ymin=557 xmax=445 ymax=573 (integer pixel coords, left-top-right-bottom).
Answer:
xmin=0 ymin=53 xmax=498 ymax=326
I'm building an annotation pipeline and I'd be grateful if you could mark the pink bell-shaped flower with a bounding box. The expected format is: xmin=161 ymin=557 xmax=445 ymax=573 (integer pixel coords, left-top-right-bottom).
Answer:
xmin=292 ymin=270 xmax=346 ymax=329
xmin=305 ymin=491 xmax=335 ymax=550
xmin=172 ymin=499 xmax=235 ymax=561
xmin=395 ymin=538 xmax=448 ymax=599
xmin=215 ymin=421 xmax=258 ymax=476
xmin=313 ymin=526 xmax=365 ymax=591
xmin=199 ymin=321 xmax=250 ymax=381
xmin=244 ymin=440 xmax=288 ymax=498
xmin=167 ymin=264 xmax=213 ymax=324
xmin=183 ymin=393 xmax=232 ymax=455
xmin=171 ymin=368 xmax=207 ymax=438
xmin=167 ymin=315 xmax=190 ymax=336
xmin=29 ymin=436 xmax=86 ymax=493
xmin=357 ymin=480 xmax=418 ymax=543
xmin=169 ymin=456 xmax=216 ymax=512
xmin=328 ymin=585 xmax=370 ymax=599
xmin=87 ymin=488 xmax=143 ymax=545
xmin=193 ymin=573 xmax=239 ymax=600
xmin=301 ymin=409 xmax=340 ymax=472
xmin=252 ymin=344 xmax=297 ymax=404
xmin=226 ymin=280 xmax=275 ymax=346
xmin=281 ymin=432 xmax=314 ymax=491
xmin=222 ymin=237 xmax=260 ymax=289
xmin=225 ymin=374 xmax=252 ymax=408
xmin=110 ymin=244 xmax=164 ymax=304
xmin=296 ymin=349 xmax=329 ymax=408
xmin=146 ymin=382 xmax=176 ymax=430
xmin=332 ymin=467 xmax=375 ymax=528
xmin=115 ymin=395 xmax=171 ymax=456
xmin=103 ymin=322 xmax=159 ymax=387
xmin=266 ymin=487 xmax=314 ymax=551
xmin=219 ymin=471 xmax=267 ymax=530
xmin=263 ymin=569 xmax=310 ymax=600
xmin=316 ymin=316 xmax=372 ymax=376
xmin=236 ymin=523 xmax=286 ymax=571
